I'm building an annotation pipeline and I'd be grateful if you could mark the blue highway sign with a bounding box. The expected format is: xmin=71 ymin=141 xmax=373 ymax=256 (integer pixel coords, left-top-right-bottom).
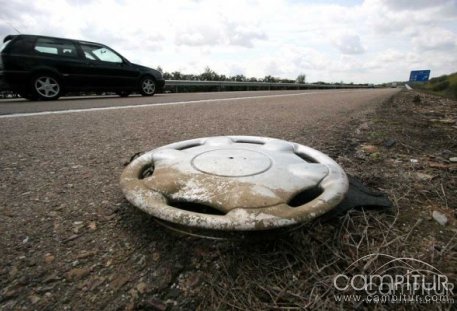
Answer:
xmin=409 ymin=70 xmax=430 ymax=82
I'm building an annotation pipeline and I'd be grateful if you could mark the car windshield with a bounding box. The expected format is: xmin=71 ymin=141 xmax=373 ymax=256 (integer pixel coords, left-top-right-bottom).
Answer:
xmin=0 ymin=40 xmax=11 ymax=52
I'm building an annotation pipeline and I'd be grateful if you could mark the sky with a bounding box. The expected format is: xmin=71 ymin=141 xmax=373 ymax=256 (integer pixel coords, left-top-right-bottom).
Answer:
xmin=0 ymin=0 xmax=456 ymax=83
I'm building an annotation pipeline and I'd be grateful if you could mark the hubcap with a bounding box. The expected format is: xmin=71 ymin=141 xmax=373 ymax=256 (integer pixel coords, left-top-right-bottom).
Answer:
xmin=35 ymin=77 xmax=60 ymax=98
xmin=120 ymin=136 xmax=349 ymax=231
xmin=142 ymin=79 xmax=155 ymax=94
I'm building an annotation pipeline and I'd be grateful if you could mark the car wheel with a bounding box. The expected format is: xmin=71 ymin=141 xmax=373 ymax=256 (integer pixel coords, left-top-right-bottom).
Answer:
xmin=117 ymin=91 xmax=131 ymax=97
xmin=139 ymin=77 xmax=156 ymax=96
xmin=31 ymin=74 xmax=62 ymax=100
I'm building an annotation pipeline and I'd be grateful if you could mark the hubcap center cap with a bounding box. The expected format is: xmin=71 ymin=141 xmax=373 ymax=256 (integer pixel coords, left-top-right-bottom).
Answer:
xmin=191 ymin=148 xmax=272 ymax=177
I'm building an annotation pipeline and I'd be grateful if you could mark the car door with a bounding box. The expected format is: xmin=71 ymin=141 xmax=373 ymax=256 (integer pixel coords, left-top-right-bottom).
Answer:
xmin=32 ymin=37 xmax=88 ymax=90
xmin=78 ymin=42 xmax=139 ymax=90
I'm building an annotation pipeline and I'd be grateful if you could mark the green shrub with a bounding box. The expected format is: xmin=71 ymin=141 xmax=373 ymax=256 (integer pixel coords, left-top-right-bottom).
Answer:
xmin=446 ymin=83 xmax=457 ymax=100
xmin=431 ymin=80 xmax=449 ymax=92
xmin=429 ymin=75 xmax=448 ymax=84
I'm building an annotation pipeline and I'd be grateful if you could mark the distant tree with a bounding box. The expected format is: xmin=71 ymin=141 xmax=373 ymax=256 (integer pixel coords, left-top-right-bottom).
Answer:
xmin=200 ymin=67 xmax=218 ymax=81
xmin=171 ymin=71 xmax=183 ymax=80
xmin=156 ymin=66 xmax=163 ymax=73
xmin=183 ymin=74 xmax=197 ymax=80
xmin=162 ymin=71 xmax=172 ymax=80
xmin=232 ymin=74 xmax=247 ymax=82
xmin=296 ymin=74 xmax=306 ymax=84
xmin=263 ymin=75 xmax=278 ymax=83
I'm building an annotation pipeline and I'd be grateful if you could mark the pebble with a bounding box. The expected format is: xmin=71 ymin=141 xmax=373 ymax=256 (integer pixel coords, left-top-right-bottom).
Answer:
xmin=450 ymin=157 xmax=457 ymax=163
xmin=44 ymin=253 xmax=55 ymax=264
xmin=65 ymin=267 xmax=91 ymax=281
xmin=359 ymin=122 xmax=369 ymax=131
xmin=432 ymin=211 xmax=448 ymax=226
xmin=384 ymin=139 xmax=396 ymax=148
xmin=136 ymin=282 xmax=148 ymax=294
xmin=29 ymin=294 xmax=41 ymax=304
xmin=88 ymin=222 xmax=97 ymax=230
xmin=361 ymin=144 xmax=378 ymax=154
xmin=416 ymin=172 xmax=434 ymax=181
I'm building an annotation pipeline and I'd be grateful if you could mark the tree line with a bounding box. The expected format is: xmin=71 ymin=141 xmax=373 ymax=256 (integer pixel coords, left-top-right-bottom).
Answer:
xmin=158 ymin=66 xmax=306 ymax=84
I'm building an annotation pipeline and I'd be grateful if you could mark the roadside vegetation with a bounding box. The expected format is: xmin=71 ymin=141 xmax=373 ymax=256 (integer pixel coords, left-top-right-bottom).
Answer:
xmin=158 ymin=66 xmax=371 ymax=93
xmin=412 ymin=72 xmax=457 ymax=100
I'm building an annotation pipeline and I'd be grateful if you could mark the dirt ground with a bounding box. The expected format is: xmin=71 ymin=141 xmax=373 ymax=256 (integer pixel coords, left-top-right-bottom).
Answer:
xmin=1 ymin=89 xmax=456 ymax=310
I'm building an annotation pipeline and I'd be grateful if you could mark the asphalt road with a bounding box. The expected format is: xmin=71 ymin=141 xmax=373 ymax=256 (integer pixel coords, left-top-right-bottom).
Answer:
xmin=0 ymin=88 xmax=400 ymax=309
xmin=1 ymin=89 xmax=388 ymax=116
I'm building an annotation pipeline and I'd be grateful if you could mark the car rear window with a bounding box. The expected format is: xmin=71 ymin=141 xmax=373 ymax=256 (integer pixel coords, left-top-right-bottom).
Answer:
xmin=3 ymin=37 xmax=35 ymax=54
xmin=34 ymin=38 xmax=78 ymax=58
xmin=0 ymin=40 xmax=11 ymax=52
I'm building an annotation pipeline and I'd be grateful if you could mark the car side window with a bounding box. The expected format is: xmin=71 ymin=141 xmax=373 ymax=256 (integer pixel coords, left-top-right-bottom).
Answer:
xmin=34 ymin=38 xmax=78 ymax=58
xmin=80 ymin=43 xmax=123 ymax=63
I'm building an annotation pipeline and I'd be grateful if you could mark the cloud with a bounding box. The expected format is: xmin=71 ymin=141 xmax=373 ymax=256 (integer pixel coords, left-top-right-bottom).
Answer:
xmin=381 ymin=0 xmax=456 ymax=11
xmin=224 ymin=23 xmax=267 ymax=48
xmin=364 ymin=0 xmax=457 ymax=35
xmin=332 ymin=33 xmax=366 ymax=54
xmin=175 ymin=26 xmax=221 ymax=46
xmin=412 ymin=27 xmax=457 ymax=51
xmin=175 ymin=20 xmax=266 ymax=48
xmin=0 ymin=0 xmax=456 ymax=83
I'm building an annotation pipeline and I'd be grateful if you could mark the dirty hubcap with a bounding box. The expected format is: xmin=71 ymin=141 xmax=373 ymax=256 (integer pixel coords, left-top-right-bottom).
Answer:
xmin=120 ymin=136 xmax=349 ymax=231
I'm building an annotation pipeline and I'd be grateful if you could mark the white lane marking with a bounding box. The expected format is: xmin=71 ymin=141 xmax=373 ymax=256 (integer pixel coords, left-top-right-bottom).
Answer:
xmin=0 ymin=90 xmax=366 ymax=119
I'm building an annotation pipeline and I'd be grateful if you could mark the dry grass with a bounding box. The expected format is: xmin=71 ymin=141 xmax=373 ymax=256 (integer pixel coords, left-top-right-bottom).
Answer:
xmin=198 ymin=208 xmax=454 ymax=310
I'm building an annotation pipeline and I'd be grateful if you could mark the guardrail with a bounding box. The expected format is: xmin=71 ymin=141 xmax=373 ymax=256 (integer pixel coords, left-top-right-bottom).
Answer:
xmin=164 ymin=80 xmax=371 ymax=93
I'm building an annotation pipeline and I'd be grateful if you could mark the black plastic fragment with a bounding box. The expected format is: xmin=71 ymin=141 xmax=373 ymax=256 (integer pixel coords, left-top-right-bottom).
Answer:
xmin=123 ymin=151 xmax=144 ymax=167
xmin=321 ymin=175 xmax=393 ymax=221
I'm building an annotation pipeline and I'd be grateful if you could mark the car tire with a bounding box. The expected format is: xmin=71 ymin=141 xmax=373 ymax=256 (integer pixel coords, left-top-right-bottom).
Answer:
xmin=30 ymin=74 xmax=62 ymax=101
xmin=139 ymin=76 xmax=156 ymax=96
xmin=117 ymin=91 xmax=131 ymax=97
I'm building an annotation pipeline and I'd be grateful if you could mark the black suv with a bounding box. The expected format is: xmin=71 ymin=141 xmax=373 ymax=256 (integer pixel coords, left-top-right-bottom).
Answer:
xmin=0 ymin=34 xmax=165 ymax=100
